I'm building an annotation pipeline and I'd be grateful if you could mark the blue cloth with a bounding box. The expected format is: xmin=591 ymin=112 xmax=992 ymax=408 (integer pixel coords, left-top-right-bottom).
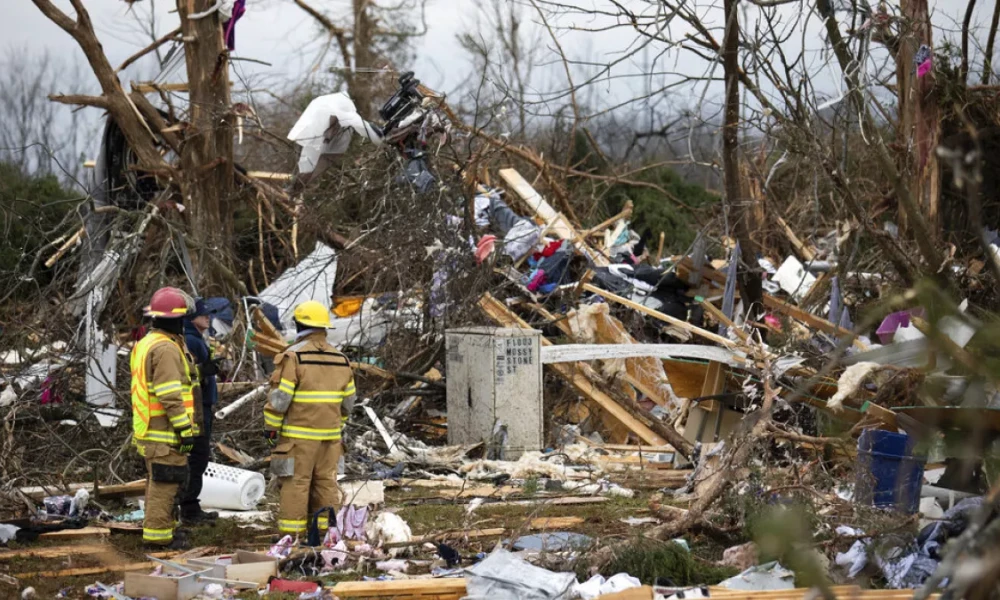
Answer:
xmin=184 ymin=320 xmax=218 ymax=407
xmin=203 ymin=297 xmax=234 ymax=324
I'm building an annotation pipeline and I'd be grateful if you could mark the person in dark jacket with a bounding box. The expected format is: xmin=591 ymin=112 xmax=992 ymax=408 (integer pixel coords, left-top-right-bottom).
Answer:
xmin=180 ymin=299 xmax=220 ymax=524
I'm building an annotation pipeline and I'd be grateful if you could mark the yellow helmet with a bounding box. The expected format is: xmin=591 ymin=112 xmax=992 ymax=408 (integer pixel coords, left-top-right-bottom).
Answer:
xmin=293 ymin=300 xmax=332 ymax=329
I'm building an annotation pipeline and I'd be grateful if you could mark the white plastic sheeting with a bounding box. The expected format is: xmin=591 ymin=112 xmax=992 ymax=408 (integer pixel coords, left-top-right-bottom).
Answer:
xmin=257 ymin=242 xmax=338 ymax=331
xmin=287 ymin=93 xmax=383 ymax=174
xmin=464 ymin=548 xmax=576 ymax=600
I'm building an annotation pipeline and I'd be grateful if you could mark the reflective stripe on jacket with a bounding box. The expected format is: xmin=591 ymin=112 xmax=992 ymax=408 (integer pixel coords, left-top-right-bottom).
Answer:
xmin=130 ymin=330 xmax=197 ymax=445
xmin=264 ymin=331 xmax=355 ymax=441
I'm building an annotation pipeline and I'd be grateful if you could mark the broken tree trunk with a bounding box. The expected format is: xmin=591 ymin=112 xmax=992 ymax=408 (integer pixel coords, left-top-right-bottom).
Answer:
xmin=722 ymin=0 xmax=764 ymax=319
xmin=897 ymin=0 xmax=942 ymax=233
xmin=177 ymin=0 xmax=236 ymax=281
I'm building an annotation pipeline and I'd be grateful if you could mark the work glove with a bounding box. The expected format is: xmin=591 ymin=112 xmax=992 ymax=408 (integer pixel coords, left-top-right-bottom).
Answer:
xmin=201 ymin=358 xmax=221 ymax=377
xmin=264 ymin=429 xmax=279 ymax=447
xmin=177 ymin=427 xmax=195 ymax=454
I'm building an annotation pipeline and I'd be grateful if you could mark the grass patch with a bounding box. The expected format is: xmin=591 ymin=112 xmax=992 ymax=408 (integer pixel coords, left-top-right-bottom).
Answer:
xmin=589 ymin=537 xmax=738 ymax=586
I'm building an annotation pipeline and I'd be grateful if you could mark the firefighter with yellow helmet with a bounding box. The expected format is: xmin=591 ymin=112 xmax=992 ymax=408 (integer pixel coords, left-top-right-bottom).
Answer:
xmin=264 ymin=300 xmax=356 ymax=538
xmin=131 ymin=287 xmax=200 ymax=550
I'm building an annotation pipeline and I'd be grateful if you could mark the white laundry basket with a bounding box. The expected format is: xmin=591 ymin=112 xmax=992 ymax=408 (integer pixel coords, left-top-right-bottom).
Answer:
xmin=199 ymin=462 xmax=266 ymax=511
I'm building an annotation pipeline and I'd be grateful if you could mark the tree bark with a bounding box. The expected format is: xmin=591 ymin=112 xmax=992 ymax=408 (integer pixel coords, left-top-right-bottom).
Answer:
xmin=816 ymin=0 xmax=943 ymax=274
xmin=897 ymin=0 xmax=942 ymax=233
xmin=722 ymin=0 xmax=763 ymax=316
xmin=177 ymin=0 xmax=235 ymax=286
xmin=352 ymin=0 xmax=376 ymax=119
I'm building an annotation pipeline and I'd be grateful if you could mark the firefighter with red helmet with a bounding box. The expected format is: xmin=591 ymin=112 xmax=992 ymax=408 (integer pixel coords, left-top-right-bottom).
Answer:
xmin=130 ymin=287 xmax=199 ymax=549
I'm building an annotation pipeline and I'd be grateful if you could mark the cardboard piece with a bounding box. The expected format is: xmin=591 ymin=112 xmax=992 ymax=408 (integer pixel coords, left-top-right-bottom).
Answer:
xmin=124 ymin=564 xmax=212 ymax=600
xmin=189 ymin=550 xmax=278 ymax=585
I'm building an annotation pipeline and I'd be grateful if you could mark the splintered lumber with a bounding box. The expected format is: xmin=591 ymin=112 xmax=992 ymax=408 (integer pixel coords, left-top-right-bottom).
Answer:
xmin=45 ymin=226 xmax=86 ymax=268
xmin=674 ymin=257 xmax=863 ymax=347
xmin=700 ymin=299 xmax=750 ymax=343
xmin=597 ymin=587 xmax=655 ymax=600
xmin=14 ymin=554 xmax=181 ymax=579
xmin=776 ymin=215 xmax=817 ymax=261
xmin=583 ymin=200 xmax=634 ymax=237
xmin=20 ymin=479 xmax=146 ymax=500
xmin=528 ymin=516 xmax=585 ymax=528
xmin=331 ymin=578 xmax=467 ymax=599
xmin=246 ymin=171 xmax=293 ymax=181
xmin=581 ymin=284 xmax=738 ymax=349
xmin=251 ymin=305 xmax=283 ymax=340
xmin=0 ymin=545 xmax=173 ymax=562
xmin=39 ymin=527 xmax=111 ymax=540
xmin=498 ymin=168 xmax=609 ymax=266
xmin=479 ymin=294 xmax=667 ymax=445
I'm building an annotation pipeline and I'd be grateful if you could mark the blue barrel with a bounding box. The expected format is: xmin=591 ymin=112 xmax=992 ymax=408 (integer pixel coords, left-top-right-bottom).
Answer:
xmin=855 ymin=429 xmax=926 ymax=513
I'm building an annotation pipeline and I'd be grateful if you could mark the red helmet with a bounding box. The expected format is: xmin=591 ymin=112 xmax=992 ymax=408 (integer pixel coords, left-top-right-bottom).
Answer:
xmin=144 ymin=287 xmax=194 ymax=318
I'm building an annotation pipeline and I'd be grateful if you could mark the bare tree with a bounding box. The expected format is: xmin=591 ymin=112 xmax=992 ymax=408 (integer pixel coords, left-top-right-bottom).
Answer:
xmin=292 ymin=0 xmax=429 ymax=118
xmin=456 ymin=0 xmax=545 ymax=138
xmin=0 ymin=49 xmax=93 ymax=186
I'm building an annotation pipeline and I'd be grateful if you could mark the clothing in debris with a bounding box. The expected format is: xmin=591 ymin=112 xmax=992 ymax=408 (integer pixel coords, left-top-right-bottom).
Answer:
xmin=593 ymin=261 xmax=699 ymax=322
xmin=130 ymin=325 xmax=199 ymax=545
xmin=523 ymin=241 xmax=574 ymax=294
xmin=265 ymin=330 xmax=356 ymax=535
xmin=487 ymin=194 xmax=541 ymax=261
xmin=835 ymin=499 xmax=986 ymax=590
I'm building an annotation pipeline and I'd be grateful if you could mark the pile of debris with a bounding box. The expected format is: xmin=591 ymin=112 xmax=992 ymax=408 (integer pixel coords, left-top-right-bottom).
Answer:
xmin=2 ymin=71 xmax=1000 ymax=600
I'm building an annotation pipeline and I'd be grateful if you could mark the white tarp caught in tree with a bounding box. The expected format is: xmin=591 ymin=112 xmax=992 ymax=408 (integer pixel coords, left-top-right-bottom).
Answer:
xmin=258 ymin=242 xmax=338 ymax=331
xmin=287 ymin=93 xmax=383 ymax=174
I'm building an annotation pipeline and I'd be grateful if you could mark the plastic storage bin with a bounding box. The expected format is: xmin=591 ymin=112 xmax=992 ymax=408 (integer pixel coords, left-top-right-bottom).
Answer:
xmin=199 ymin=462 xmax=266 ymax=511
xmin=855 ymin=429 xmax=926 ymax=513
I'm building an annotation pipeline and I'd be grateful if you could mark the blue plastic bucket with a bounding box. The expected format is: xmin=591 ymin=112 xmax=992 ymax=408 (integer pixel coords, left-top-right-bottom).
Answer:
xmin=855 ymin=429 xmax=926 ymax=513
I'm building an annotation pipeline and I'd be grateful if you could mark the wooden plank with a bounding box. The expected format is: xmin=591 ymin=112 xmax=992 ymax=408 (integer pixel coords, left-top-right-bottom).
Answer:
xmin=353 ymin=361 xmax=393 ymax=379
xmin=16 ymin=558 xmax=177 ymax=579
xmin=776 ymin=215 xmax=816 ymax=261
xmin=675 ymin=257 xmax=865 ymax=349
xmin=332 ymin=578 xmax=467 ymax=598
xmin=39 ymin=527 xmax=111 ymax=540
xmin=0 ymin=546 xmax=174 ymax=562
xmin=582 ymin=284 xmax=737 ymax=349
xmin=700 ymin=299 xmax=750 ymax=343
xmin=762 ymin=294 xmax=854 ymax=340
xmin=596 ymin=586 xmax=655 ymax=600
xmin=528 ymin=516 xmax=585 ymax=528
xmin=480 ymin=294 xmax=667 ymax=445
xmin=18 ymin=476 xmax=141 ymax=499
xmin=246 ymin=171 xmax=293 ymax=181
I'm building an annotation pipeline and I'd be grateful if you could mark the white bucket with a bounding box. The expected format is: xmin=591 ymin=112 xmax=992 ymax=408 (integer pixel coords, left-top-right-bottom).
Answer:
xmin=199 ymin=462 xmax=266 ymax=511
